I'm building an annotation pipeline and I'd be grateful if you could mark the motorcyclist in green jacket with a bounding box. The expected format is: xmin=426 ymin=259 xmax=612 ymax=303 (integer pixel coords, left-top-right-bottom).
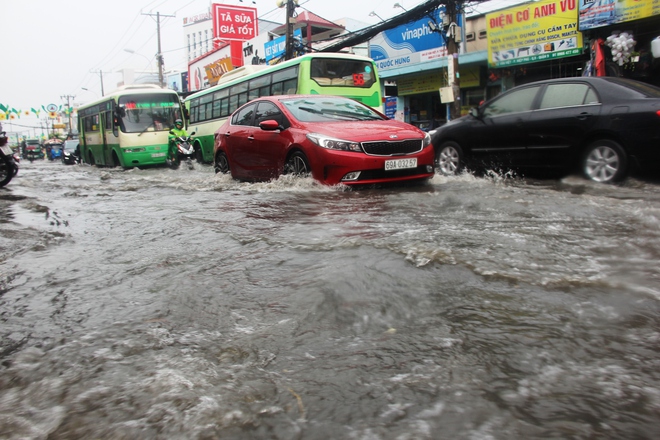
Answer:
xmin=168 ymin=119 xmax=188 ymax=162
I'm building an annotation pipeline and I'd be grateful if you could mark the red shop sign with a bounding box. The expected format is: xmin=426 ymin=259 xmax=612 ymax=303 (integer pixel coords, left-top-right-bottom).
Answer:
xmin=212 ymin=4 xmax=258 ymax=42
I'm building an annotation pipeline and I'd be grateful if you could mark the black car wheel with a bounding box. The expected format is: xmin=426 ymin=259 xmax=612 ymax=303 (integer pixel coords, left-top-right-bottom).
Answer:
xmin=214 ymin=151 xmax=230 ymax=174
xmin=583 ymin=139 xmax=627 ymax=183
xmin=435 ymin=141 xmax=463 ymax=176
xmin=284 ymin=151 xmax=310 ymax=176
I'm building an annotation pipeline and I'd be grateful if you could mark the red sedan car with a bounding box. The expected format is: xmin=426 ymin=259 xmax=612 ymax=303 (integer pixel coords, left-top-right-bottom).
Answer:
xmin=213 ymin=95 xmax=435 ymax=186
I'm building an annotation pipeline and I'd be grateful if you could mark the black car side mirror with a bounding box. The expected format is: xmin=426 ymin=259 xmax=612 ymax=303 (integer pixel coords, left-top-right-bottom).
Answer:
xmin=469 ymin=107 xmax=480 ymax=118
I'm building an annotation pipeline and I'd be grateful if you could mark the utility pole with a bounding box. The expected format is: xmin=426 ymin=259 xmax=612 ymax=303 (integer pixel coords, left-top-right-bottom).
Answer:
xmin=277 ymin=0 xmax=298 ymax=61
xmin=446 ymin=0 xmax=462 ymax=120
xmin=61 ymin=94 xmax=75 ymax=135
xmin=285 ymin=0 xmax=294 ymax=60
xmin=89 ymin=69 xmax=105 ymax=96
xmin=142 ymin=11 xmax=175 ymax=87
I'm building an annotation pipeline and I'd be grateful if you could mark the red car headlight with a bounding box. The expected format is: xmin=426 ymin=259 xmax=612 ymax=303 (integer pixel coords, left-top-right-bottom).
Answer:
xmin=306 ymin=133 xmax=363 ymax=152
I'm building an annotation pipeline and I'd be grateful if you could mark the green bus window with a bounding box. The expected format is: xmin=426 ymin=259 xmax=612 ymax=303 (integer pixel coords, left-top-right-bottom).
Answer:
xmin=214 ymin=89 xmax=228 ymax=99
xmin=282 ymin=78 xmax=298 ymax=94
xmin=238 ymin=92 xmax=249 ymax=107
xmin=205 ymin=103 xmax=213 ymax=121
xmin=88 ymin=115 xmax=100 ymax=132
xmin=104 ymin=112 xmax=113 ymax=131
xmin=271 ymin=82 xmax=283 ymax=96
xmin=229 ymin=95 xmax=239 ymax=114
xmin=310 ymin=59 xmax=375 ymax=88
xmin=212 ymin=100 xmax=222 ymax=119
xmin=230 ymin=82 xmax=248 ymax=96
xmin=258 ymin=85 xmax=270 ymax=97
xmin=199 ymin=103 xmax=207 ymax=121
xmin=272 ymin=66 xmax=298 ymax=82
xmin=220 ymin=98 xmax=229 ymax=117
xmin=249 ymin=75 xmax=271 ymax=91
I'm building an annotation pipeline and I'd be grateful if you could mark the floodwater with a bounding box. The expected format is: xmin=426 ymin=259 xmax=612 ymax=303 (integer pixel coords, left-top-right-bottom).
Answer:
xmin=1 ymin=161 xmax=659 ymax=439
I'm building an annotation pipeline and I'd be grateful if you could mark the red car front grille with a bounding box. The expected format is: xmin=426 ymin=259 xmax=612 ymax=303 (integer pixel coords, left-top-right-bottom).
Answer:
xmin=361 ymin=139 xmax=423 ymax=156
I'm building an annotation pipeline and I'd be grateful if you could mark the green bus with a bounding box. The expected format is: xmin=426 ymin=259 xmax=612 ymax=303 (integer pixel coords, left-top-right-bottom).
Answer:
xmin=184 ymin=52 xmax=382 ymax=163
xmin=77 ymin=85 xmax=184 ymax=168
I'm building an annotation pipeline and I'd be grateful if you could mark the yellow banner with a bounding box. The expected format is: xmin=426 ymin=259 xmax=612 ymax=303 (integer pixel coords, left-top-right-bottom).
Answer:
xmin=397 ymin=72 xmax=446 ymax=96
xmin=205 ymin=57 xmax=234 ymax=86
xmin=579 ymin=0 xmax=660 ymax=30
xmin=487 ymin=0 xmax=584 ymax=67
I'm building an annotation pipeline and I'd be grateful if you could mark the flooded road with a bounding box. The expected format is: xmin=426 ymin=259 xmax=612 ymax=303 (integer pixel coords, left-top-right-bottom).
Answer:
xmin=1 ymin=161 xmax=659 ymax=439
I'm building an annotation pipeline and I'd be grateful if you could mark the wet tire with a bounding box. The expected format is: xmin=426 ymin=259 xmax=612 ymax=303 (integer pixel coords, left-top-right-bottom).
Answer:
xmin=215 ymin=151 xmax=230 ymax=174
xmin=435 ymin=141 xmax=463 ymax=176
xmin=583 ymin=139 xmax=627 ymax=183
xmin=283 ymin=151 xmax=310 ymax=176
xmin=0 ymin=155 xmax=13 ymax=187
xmin=194 ymin=144 xmax=204 ymax=164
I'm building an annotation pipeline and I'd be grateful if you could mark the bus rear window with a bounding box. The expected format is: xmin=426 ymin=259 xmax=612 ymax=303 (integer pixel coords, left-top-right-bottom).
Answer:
xmin=310 ymin=59 xmax=375 ymax=88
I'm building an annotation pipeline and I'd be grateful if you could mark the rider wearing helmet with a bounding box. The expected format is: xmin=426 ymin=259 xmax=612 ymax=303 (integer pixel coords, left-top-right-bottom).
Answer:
xmin=168 ymin=119 xmax=189 ymax=162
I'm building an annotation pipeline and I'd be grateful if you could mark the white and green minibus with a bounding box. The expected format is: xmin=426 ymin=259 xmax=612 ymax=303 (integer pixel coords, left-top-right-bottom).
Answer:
xmin=77 ymin=85 xmax=184 ymax=168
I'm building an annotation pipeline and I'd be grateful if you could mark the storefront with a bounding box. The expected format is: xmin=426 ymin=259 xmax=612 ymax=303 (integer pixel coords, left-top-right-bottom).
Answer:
xmin=370 ymin=6 xmax=461 ymax=127
xmin=578 ymin=0 xmax=660 ymax=86
xmin=483 ymin=0 xmax=659 ymax=90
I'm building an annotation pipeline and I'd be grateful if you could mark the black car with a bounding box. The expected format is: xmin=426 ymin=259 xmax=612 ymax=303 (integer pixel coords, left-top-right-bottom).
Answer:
xmin=62 ymin=139 xmax=80 ymax=165
xmin=432 ymin=77 xmax=660 ymax=183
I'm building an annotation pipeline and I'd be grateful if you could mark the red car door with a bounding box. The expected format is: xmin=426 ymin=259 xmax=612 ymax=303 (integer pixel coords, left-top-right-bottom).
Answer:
xmin=242 ymin=101 xmax=291 ymax=179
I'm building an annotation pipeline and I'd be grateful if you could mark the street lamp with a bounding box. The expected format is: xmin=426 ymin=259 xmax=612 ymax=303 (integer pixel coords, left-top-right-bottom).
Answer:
xmin=393 ymin=3 xmax=408 ymax=11
xmin=81 ymin=88 xmax=99 ymax=98
xmin=124 ymin=48 xmax=153 ymax=67
xmin=369 ymin=11 xmax=385 ymax=22
xmin=124 ymin=49 xmax=159 ymax=86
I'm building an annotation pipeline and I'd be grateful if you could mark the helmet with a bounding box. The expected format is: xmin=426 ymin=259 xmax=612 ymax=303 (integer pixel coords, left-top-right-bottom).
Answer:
xmin=175 ymin=119 xmax=183 ymax=127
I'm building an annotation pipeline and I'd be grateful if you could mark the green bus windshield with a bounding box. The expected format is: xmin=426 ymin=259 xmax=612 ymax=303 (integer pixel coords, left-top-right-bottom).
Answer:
xmin=118 ymin=94 xmax=181 ymax=133
xmin=309 ymin=58 xmax=376 ymax=88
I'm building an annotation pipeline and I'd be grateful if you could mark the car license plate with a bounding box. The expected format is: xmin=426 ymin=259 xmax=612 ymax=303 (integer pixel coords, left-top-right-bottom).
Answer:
xmin=151 ymin=152 xmax=166 ymax=158
xmin=385 ymin=158 xmax=417 ymax=170
xmin=1 ymin=145 xmax=12 ymax=155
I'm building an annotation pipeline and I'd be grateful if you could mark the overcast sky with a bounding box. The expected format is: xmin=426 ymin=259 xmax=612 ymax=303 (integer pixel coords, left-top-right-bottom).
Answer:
xmin=2 ymin=0 xmax=518 ymax=133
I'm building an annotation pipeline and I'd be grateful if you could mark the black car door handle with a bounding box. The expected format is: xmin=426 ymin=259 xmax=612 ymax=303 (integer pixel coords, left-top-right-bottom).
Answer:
xmin=576 ymin=112 xmax=591 ymax=120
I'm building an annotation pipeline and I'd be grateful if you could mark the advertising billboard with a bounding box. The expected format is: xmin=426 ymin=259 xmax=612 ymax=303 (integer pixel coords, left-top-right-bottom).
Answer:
xmin=212 ymin=4 xmax=258 ymax=41
xmin=487 ymin=0 xmax=583 ymax=67
xmin=369 ymin=7 xmax=448 ymax=72
xmin=264 ymin=29 xmax=302 ymax=64
xmin=579 ymin=0 xmax=660 ymax=31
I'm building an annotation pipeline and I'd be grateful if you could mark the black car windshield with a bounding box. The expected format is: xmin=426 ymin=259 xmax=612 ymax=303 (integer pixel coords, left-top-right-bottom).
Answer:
xmin=64 ymin=141 xmax=79 ymax=151
xmin=281 ymin=97 xmax=384 ymax=122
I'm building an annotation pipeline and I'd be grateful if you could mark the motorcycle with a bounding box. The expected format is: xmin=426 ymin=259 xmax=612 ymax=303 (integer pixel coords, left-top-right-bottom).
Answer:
xmin=0 ymin=132 xmax=19 ymax=187
xmin=167 ymin=131 xmax=196 ymax=170
xmin=26 ymin=146 xmax=41 ymax=162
